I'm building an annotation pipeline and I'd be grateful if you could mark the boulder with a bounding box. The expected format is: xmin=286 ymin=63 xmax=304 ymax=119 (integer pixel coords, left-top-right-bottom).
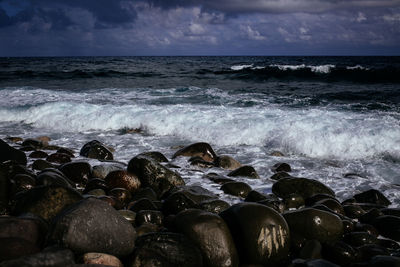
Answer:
xmin=220 ymin=202 xmax=290 ymax=266
xmin=32 ymin=160 xmax=55 ymax=171
xmin=372 ymin=215 xmax=400 ymax=241
xmin=227 ymin=166 xmax=260 ymax=179
xmin=0 ymin=139 xmax=27 ymax=165
xmin=92 ymin=164 xmax=125 ymax=179
xmin=80 ymin=140 xmax=113 ymax=160
xmin=172 ymin=142 xmax=217 ymax=163
xmin=162 ymin=191 xmax=198 ymax=215
xmin=0 ymin=238 xmax=39 ymax=261
xmin=215 ymin=155 xmax=241 ymax=170
xmin=271 ymin=162 xmax=292 ymax=173
xmin=46 ymin=153 xmax=71 ymax=164
xmin=200 ymin=199 xmax=230 ymax=214
xmin=322 ymin=241 xmax=358 ymax=266
xmin=83 ymin=252 xmax=123 ymax=267
xmin=105 ymin=170 xmax=141 ymax=193
xmin=272 ymin=177 xmax=335 ymax=199
xmin=136 ymin=151 xmax=168 ymax=163
xmin=59 ymin=161 xmax=92 ymax=185
xmin=173 ymin=209 xmax=239 ymax=267
xmin=0 ymin=216 xmax=45 ymax=247
xmin=135 ymin=210 xmax=164 ymax=226
xmin=221 ymin=182 xmax=252 ymax=198
xmin=353 ymin=189 xmax=391 ymax=206
xmin=48 ymin=198 xmax=136 ymax=256
xmin=28 ymin=151 xmax=48 ymax=159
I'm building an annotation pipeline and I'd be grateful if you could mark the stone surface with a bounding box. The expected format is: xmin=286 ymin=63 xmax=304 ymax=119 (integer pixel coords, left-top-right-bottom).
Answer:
xmin=272 ymin=177 xmax=335 ymax=199
xmin=105 ymin=170 xmax=141 ymax=193
xmin=172 ymin=142 xmax=217 ymax=163
xmin=271 ymin=162 xmax=292 ymax=173
xmin=216 ymin=155 xmax=241 ymax=170
xmin=48 ymin=198 xmax=136 ymax=256
xmin=0 ymin=139 xmax=27 ymax=165
xmin=227 ymin=165 xmax=260 ymax=179
xmin=353 ymin=189 xmax=391 ymax=206
xmin=83 ymin=252 xmax=123 ymax=267
xmin=59 ymin=161 xmax=92 ymax=185
xmin=221 ymin=181 xmax=252 ymax=198
xmin=92 ymin=164 xmax=125 ymax=179
xmin=80 ymin=140 xmax=114 ymax=160
xmin=372 ymin=215 xmax=400 ymax=241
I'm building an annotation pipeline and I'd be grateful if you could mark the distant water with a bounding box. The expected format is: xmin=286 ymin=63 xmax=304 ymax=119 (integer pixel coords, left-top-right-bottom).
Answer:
xmin=1 ymin=56 xmax=400 ymax=205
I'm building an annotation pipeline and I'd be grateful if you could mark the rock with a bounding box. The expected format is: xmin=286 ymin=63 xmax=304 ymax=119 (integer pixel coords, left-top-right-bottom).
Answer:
xmin=0 ymin=216 xmax=45 ymax=247
xmin=272 ymin=177 xmax=335 ymax=199
xmin=270 ymin=151 xmax=285 ymax=157
xmin=136 ymin=151 xmax=169 ymax=163
xmin=358 ymin=244 xmax=390 ymax=261
xmin=342 ymin=219 xmax=355 ymax=234
xmin=372 ymin=215 xmax=400 ymax=241
xmin=83 ymin=178 xmax=108 ymax=193
xmin=92 ymin=164 xmax=125 ymax=179
xmin=86 ymin=189 xmax=106 ymax=196
xmin=322 ymin=241 xmax=358 ymax=266
xmin=189 ymin=156 xmax=215 ymax=168
xmin=299 ymin=240 xmax=322 ymax=260
xmin=0 ymin=237 xmax=40 ymax=261
xmin=220 ymin=202 xmax=290 ymax=266
xmin=305 ymin=194 xmax=337 ymax=206
xmin=353 ymin=189 xmax=391 ymax=206
xmin=5 ymin=136 xmax=23 ymax=143
xmin=381 ymin=208 xmax=400 ymax=217
xmin=315 ymin=199 xmax=344 ymax=216
xmin=59 ymin=161 xmax=92 ymax=185
xmin=0 ymin=247 xmax=74 ymax=267
xmin=200 ymin=199 xmax=230 ymax=214
xmin=83 ymin=252 xmax=123 ymax=267
xmin=378 ymin=238 xmax=400 ymax=250
xmin=108 ymin=188 xmax=132 ymax=209
xmin=227 ymin=165 xmax=260 ymax=179
xmin=28 ymin=151 xmax=49 ymax=159
xmin=32 ymin=159 xmax=55 ymax=171
xmin=105 ymin=170 xmax=141 ymax=193
xmin=174 ymin=209 xmax=239 ymax=267
xmin=48 ymin=198 xmax=136 ymax=256
xmin=257 ymin=194 xmax=286 ymax=213
xmin=284 ymin=194 xmax=305 ymax=210
xmin=127 ymin=155 xmax=184 ymax=197
xmin=9 ymin=174 xmax=36 ymax=195
xmin=128 ymin=198 xmax=158 ymax=213
xmin=13 ymin=185 xmax=83 ymax=221
xmin=354 ymin=223 xmax=379 ymax=237
xmin=283 ymin=208 xmax=343 ymax=248
xmin=215 ymin=155 xmax=241 ymax=170
xmin=271 ymin=162 xmax=292 ymax=173
xmin=171 ymin=185 xmax=218 ymax=203
xmin=343 ymin=232 xmax=378 ymax=247
xmin=0 ymin=139 xmax=27 ymax=165
xmin=172 ymin=142 xmax=217 ymax=163
xmin=204 ymin=173 xmax=235 ymax=184
xmin=244 ymin=190 xmax=268 ymax=202
xmin=135 ymin=223 xmax=160 ymax=237
xmin=221 ymin=182 xmax=252 ymax=198
xmin=118 ymin=209 xmax=136 ymax=225
xmin=36 ymin=169 xmax=74 ymax=188
xmin=162 ymin=191 xmax=198 ymax=215
xmin=131 ymin=187 xmax=158 ymax=202
xmin=343 ymin=204 xmax=366 ymax=219
xmin=46 ymin=153 xmax=71 ymax=164
xmin=270 ymin=171 xmax=291 ymax=180
xmin=367 ymin=255 xmax=400 ymax=267
xmin=56 ymin=147 xmax=75 ymax=158
xmin=130 ymin=232 xmax=203 ymax=267
xmin=22 ymin=138 xmax=48 ymax=149
xmin=80 ymin=140 xmax=114 ymax=160
xmin=135 ymin=210 xmax=164 ymax=226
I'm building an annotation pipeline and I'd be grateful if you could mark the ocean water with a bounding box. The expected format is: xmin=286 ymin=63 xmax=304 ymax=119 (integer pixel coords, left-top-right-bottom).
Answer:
xmin=1 ymin=56 xmax=400 ymax=205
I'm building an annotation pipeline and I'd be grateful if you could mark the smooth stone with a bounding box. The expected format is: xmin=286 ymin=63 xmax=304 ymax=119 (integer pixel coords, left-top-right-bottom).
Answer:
xmin=322 ymin=241 xmax=358 ymax=266
xmin=221 ymin=181 xmax=252 ymax=198
xmin=0 ymin=237 xmax=40 ymax=261
xmin=358 ymin=244 xmax=389 ymax=261
xmin=98 ymin=195 xmax=117 ymax=207
xmin=80 ymin=140 xmax=114 ymax=160
xmin=272 ymin=177 xmax=335 ymax=199
xmin=56 ymin=147 xmax=75 ymax=158
xmin=105 ymin=170 xmax=141 ymax=193
xmin=284 ymin=194 xmax=305 ymax=210
xmin=29 ymin=151 xmax=49 ymax=159
xmin=0 ymin=139 xmax=27 ymax=165
xmin=135 ymin=210 xmax=163 ymax=226
xmin=13 ymin=185 xmax=83 ymax=221
xmin=22 ymin=138 xmax=48 ymax=149
xmin=315 ymin=199 xmax=344 ymax=216
xmin=128 ymin=198 xmax=158 ymax=213
xmin=46 ymin=153 xmax=71 ymax=164
xmin=48 ymin=198 xmax=136 ymax=256
xmin=270 ymin=151 xmax=285 ymax=157
xmin=189 ymin=156 xmax=215 ymax=168
xmin=0 ymin=216 xmax=45 ymax=247
xmin=171 ymin=185 xmax=218 ymax=203
xmin=172 ymin=142 xmax=217 ymax=163
xmin=92 ymin=164 xmax=125 ymax=179
xmin=354 ymin=223 xmax=379 ymax=237
xmin=283 ymin=208 xmax=343 ymax=248
xmin=129 ymin=232 xmax=203 ymax=267
xmin=83 ymin=178 xmax=108 ymax=193
xmin=381 ymin=208 xmax=400 ymax=217
xmin=127 ymin=155 xmax=184 ymax=197
xmin=303 ymin=259 xmax=340 ymax=267
xmin=32 ymin=159 xmax=55 ymax=171
xmin=36 ymin=169 xmax=74 ymax=188
xmin=86 ymin=189 xmax=106 ymax=196
xmin=215 ymin=155 xmax=242 ymax=170
xmin=174 ymin=209 xmax=239 ymax=267
xmin=353 ymin=189 xmax=391 ymax=206
xmin=244 ymin=190 xmax=268 ymax=202
xmin=9 ymin=174 xmax=36 ymax=195
xmin=162 ymin=191 xmax=198 ymax=215
xmin=257 ymin=194 xmax=286 ymax=213
xmin=366 ymin=255 xmax=400 ymax=267
xmin=118 ymin=209 xmax=136 ymax=225
xmin=200 ymin=199 xmax=230 ymax=214
xmin=131 ymin=187 xmax=158 ymax=201
xmin=343 ymin=204 xmax=366 ymax=219
xmin=134 ymin=223 xmax=160 ymax=237
xmin=59 ymin=161 xmax=92 ymax=185
xmin=343 ymin=232 xmax=378 ymax=247
xmin=270 ymin=171 xmax=291 ymax=180
xmin=305 ymin=194 xmax=337 ymax=206
xmin=220 ymin=202 xmax=290 ymax=266
xmin=136 ymin=151 xmax=169 ymax=163
xmin=108 ymin=188 xmax=132 ymax=209
xmin=342 ymin=219 xmax=355 ymax=234
xmin=271 ymin=162 xmax=292 ymax=173
xmin=83 ymin=252 xmax=123 ymax=267
xmin=372 ymin=215 xmax=400 ymax=241
xmin=5 ymin=136 xmax=23 ymax=143
xmin=378 ymin=238 xmax=400 ymax=250
xmin=227 ymin=165 xmax=260 ymax=179
xmin=299 ymin=240 xmax=322 ymax=260
xmin=204 ymin=173 xmax=235 ymax=184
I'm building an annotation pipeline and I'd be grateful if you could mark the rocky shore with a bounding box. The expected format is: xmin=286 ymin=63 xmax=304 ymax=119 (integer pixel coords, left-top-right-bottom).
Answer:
xmin=1 ymin=137 xmax=399 ymax=267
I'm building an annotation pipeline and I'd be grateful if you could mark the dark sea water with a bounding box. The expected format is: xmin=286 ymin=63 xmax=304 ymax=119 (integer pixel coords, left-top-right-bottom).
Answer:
xmin=1 ymin=56 xmax=400 ymax=205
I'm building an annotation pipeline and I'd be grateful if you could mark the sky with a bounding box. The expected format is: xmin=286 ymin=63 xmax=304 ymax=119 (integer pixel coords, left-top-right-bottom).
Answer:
xmin=0 ymin=0 xmax=399 ymax=56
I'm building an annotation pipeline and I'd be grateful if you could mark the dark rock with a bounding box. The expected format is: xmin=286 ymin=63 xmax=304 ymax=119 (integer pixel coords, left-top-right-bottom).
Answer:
xmin=343 ymin=204 xmax=366 ymax=219
xmin=305 ymin=194 xmax=337 ymax=206
xmin=9 ymin=174 xmax=36 ymax=195
xmin=13 ymin=185 xmax=83 ymax=221
xmin=272 ymin=177 xmax=335 ymax=200
xmin=227 ymin=165 xmax=260 ymax=179
xmin=378 ymin=238 xmax=400 ymax=250
xmin=162 ymin=191 xmax=198 ymax=215
xmin=46 ymin=153 xmax=71 ymax=164
xmin=32 ymin=159 xmax=55 ymax=171
xmin=118 ymin=210 xmax=136 ymax=225
xmin=0 ymin=247 xmax=75 ymax=267
xmin=204 ymin=173 xmax=234 ymax=184
xmin=36 ymin=169 xmax=74 ymax=188
xmin=381 ymin=208 xmax=400 ymax=217
xmin=372 ymin=215 xmax=400 ymax=241
xmin=342 ymin=219 xmax=355 ymax=234
xmin=22 ymin=138 xmax=48 ymax=149
xmin=28 ymin=151 xmax=48 ymax=159
xmin=200 ymin=199 xmax=230 ymax=214
xmin=299 ymin=240 xmax=322 ymax=260
xmin=358 ymin=244 xmax=389 ymax=261
xmin=98 ymin=195 xmax=117 ymax=208
xmin=244 ymin=190 xmax=268 ymax=202
xmin=105 ymin=170 xmax=141 ymax=193
xmin=270 ymin=151 xmax=285 ymax=157
xmin=83 ymin=178 xmax=108 ymax=193
xmin=174 ymin=209 xmax=239 ymax=267
xmin=131 ymin=187 xmax=158 ymax=202
xmin=343 ymin=232 xmax=378 ymax=247
xmin=56 ymin=147 xmax=75 ymax=158
xmin=59 ymin=161 xmax=92 ymax=185
xmin=135 ymin=223 xmax=160 ymax=237
xmin=85 ymin=189 xmax=106 ymax=196
xmin=221 ymin=181 xmax=252 ymax=198
xmin=302 ymin=259 xmax=340 ymax=267
xmin=108 ymin=188 xmax=132 ymax=209
xmin=0 ymin=237 xmax=40 ymax=261
xmin=215 ymin=155 xmax=241 ymax=170
xmin=271 ymin=162 xmax=292 ymax=173
xmin=353 ymin=189 xmax=391 ymax=206
xmin=172 ymin=142 xmax=217 ymax=163
xmin=354 ymin=223 xmax=379 ymax=237
xmin=127 ymin=155 xmax=184 ymax=197
xmin=48 ymin=198 xmax=136 ymax=256
xmin=130 ymin=232 xmax=203 ymax=267
xmin=83 ymin=252 xmax=123 ymax=267
xmin=367 ymin=255 xmax=400 ymax=267
xmin=284 ymin=194 xmax=305 ymax=210
xmin=0 ymin=139 xmax=27 ymax=165
xmin=315 ymin=199 xmax=344 ymax=216
xmin=270 ymin=171 xmax=291 ymax=180
xmin=169 ymin=185 xmax=217 ymax=204
xmin=92 ymin=164 xmax=125 ymax=179
xmin=0 ymin=216 xmax=45 ymax=247
xmin=5 ymin=136 xmax=23 ymax=143
xmin=257 ymin=194 xmax=286 ymax=213
xmin=128 ymin=198 xmax=158 ymax=213
xmin=283 ymin=208 xmax=343 ymax=248
xmin=135 ymin=210 xmax=163 ymax=226
xmin=80 ymin=140 xmax=114 ymax=160
xmin=136 ymin=151 xmax=169 ymax=163
xmin=220 ymin=202 xmax=290 ymax=266
xmin=322 ymin=241 xmax=358 ymax=267
xmin=189 ymin=156 xmax=215 ymax=168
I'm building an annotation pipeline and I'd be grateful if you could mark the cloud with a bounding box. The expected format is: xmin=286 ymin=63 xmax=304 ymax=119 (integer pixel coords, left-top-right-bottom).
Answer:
xmin=240 ymin=25 xmax=266 ymax=40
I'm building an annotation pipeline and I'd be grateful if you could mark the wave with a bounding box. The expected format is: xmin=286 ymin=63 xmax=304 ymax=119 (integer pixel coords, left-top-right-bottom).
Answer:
xmin=1 ymin=101 xmax=399 ymax=161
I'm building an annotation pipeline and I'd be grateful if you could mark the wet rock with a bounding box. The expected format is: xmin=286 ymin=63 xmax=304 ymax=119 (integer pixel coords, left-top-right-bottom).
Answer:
xmin=257 ymin=194 xmax=286 ymax=213
xmin=46 ymin=153 xmax=71 ymax=164
xmin=28 ymin=151 xmax=48 ymax=159
xmin=0 ymin=139 xmax=27 ymax=165
xmin=118 ymin=209 xmax=136 ymax=225
xmin=189 ymin=156 xmax=215 ymax=168
xmin=343 ymin=232 xmax=378 ymax=247
xmin=173 ymin=185 xmax=218 ymax=202
xmin=270 ymin=151 xmax=285 ymax=157
xmin=270 ymin=171 xmax=291 ymax=180
xmin=284 ymin=194 xmax=305 ymax=210
xmin=136 ymin=210 xmax=163 ymax=226
xmin=342 ymin=219 xmax=355 ymax=234
xmin=172 ymin=142 xmax=217 ymax=163
xmin=271 ymin=162 xmax=292 ymax=173
xmin=13 ymin=185 xmax=83 ymax=221
xmin=227 ymin=165 xmax=260 ymax=179
xmin=305 ymin=194 xmax=337 ymax=206
xmin=130 ymin=232 xmax=203 ymax=267
xmin=105 ymin=170 xmax=141 ymax=193
xmin=22 ymin=138 xmax=48 ymax=149
xmin=59 ymin=161 xmax=92 ymax=185
xmin=372 ymin=215 xmax=400 ymax=241
xmin=343 ymin=204 xmax=366 ymax=219
xmin=366 ymin=255 xmax=400 ymax=267
xmin=353 ymin=189 xmax=391 ymax=206
xmin=56 ymin=147 xmax=75 ymax=158
xmin=9 ymin=174 xmax=36 ymax=195
xmin=48 ymin=198 xmax=136 ymax=256
xmin=272 ymin=177 xmax=335 ymax=200
xmin=315 ymin=199 xmax=344 ymax=216
xmin=0 ymin=237 xmax=40 ymax=261
xmin=244 ymin=190 xmax=268 ymax=202
xmin=108 ymin=188 xmax=132 ymax=209
xmin=174 ymin=209 xmax=239 ymax=267
xmin=204 ymin=173 xmax=234 ymax=184
xmin=221 ymin=181 xmax=252 ymax=198
xmin=83 ymin=178 xmax=108 ymax=193
xmin=215 ymin=155 xmax=242 ymax=170
xmin=80 ymin=140 xmax=114 ymax=160
xmin=127 ymin=155 xmax=184 ymax=197
xmin=200 ymin=199 xmax=230 ymax=214
xmin=128 ymin=198 xmax=158 ymax=213
xmin=283 ymin=208 xmax=343 ymax=248
xmin=381 ymin=208 xmax=400 ymax=217
xmin=32 ymin=159 xmax=55 ymax=171
xmin=378 ymin=238 xmax=400 ymax=250
xmin=136 ymin=151 xmax=169 ymax=163
xmin=322 ymin=241 xmax=358 ymax=266
xmin=131 ymin=187 xmax=158 ymax=202
xmin=5 ymin=136 xmax=23 ymax=143
xmin=135 ymin=223 xmax=160 ymax=237
xmin=92 ymin=164 xmax=125 ymax=179
xmin=358 ymin=244 xmax=389 ymax=261
xmin=0 ymin=246 xmax=74 ymax=267
xmin=36 ymin=169 xmax=74 ymax=188
xmin=83 ymin=252 xmax=123 ymax=267
xmin=85 ymin=188 xmax=106 ymax=196
xmin=0 ymin=216 xmax=45 ymax=247
xmin=354 ymin=223 xmax=379 ymax=237
xmin=299 ymin=240 xmax=322 ymax=260
xmin=220 ymin=202 xmax=290 ymax=266
xmin=98 ymin=195 xmax=117 ymax=207
xmin=162 ymin=191 xmax=198 ymax=215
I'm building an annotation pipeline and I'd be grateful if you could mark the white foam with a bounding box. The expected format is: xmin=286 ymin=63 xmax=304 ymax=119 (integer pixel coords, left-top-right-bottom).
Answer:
xmin=269 ymin=64 xmax=306 ymax=71
xmin=230 ymin=64 xmax=253 ymax=71
xmin=346 ymin=65 xmax=368 ymax=70
xmin=310 ymin=64 xmax=335 ymax=74
xmin=268 ymin=64 xmax=336 ymax=73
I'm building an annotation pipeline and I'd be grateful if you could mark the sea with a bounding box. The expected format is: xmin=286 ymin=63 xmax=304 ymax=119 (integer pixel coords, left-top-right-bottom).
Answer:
xmin=1 ymin=56 xmax=399 ymax=206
